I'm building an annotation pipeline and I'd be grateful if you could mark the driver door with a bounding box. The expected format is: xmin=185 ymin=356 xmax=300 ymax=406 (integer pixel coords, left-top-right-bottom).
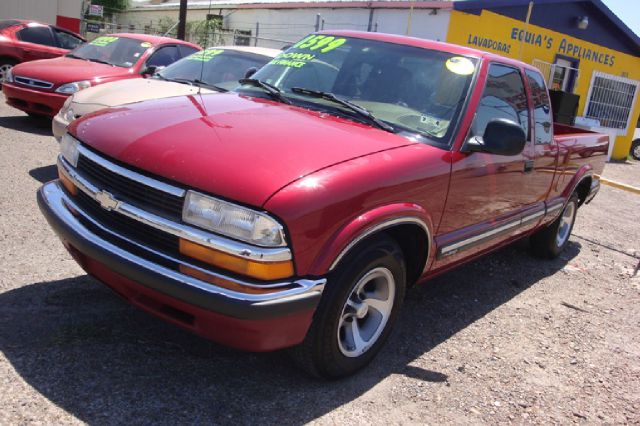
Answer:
xmin=434 ymin=62 xmax=532 ymax=267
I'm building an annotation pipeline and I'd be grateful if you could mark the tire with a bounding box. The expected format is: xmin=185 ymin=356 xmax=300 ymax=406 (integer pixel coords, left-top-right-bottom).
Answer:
xmin=530 ymin=193 xmax=579 ymax=259
xmin=631 ymin=139 xmax=640 ymax=161
xmin=291 ymin=235 xmax=406 ymax=379
xmin=0 ymin=59 xmax=17 ymax=85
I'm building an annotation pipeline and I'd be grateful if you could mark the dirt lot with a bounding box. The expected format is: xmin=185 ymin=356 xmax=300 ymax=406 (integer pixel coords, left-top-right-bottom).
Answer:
xmin=0 ymin=101 xmax=638 ymax=425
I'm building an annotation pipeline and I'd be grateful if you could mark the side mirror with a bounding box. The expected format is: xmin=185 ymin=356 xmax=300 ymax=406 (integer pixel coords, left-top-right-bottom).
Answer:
xmin=465 ymin=118 xmax=526 ymax=156
xmin=142 ymin=65 xmax=165 ymax=76
xmin=244 ymin=67 xmax=258 ymax=79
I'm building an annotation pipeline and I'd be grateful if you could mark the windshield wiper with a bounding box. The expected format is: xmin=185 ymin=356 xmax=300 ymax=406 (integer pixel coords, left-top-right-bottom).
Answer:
xmin=66 ymin=53 xmax=82 ymax=59
xmin=291 ymin=87 xmax=394 ymax=132
xmin=86 ymin=58 xmax=113 ymax=66
xmin=238 ymin=78 xmax=290 ymax=104
xmin=193 ymin=78 xmax=227 ymax=92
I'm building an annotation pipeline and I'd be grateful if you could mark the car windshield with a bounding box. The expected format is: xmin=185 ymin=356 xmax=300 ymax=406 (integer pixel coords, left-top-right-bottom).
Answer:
xmin=67 ymin=36 xmax=150 ymax=68
xmin=157 ymin=48 xmax=275 ymax=90
xmin=239 ymin=35 xmax=478 ymax=145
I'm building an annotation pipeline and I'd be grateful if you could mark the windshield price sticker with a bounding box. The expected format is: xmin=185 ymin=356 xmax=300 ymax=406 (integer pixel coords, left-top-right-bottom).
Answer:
xmin=187 ymin=49 xmax=224 ymax=62
xmin=293 ymin=35 xmax=347 ymax=53
xmin=445 ymin=56 xmax=475 ymax=76
xmin=270 ymin=35 xmax=347 ymax=68
xmin=140 ymin=42 xmax=152 ymax=48
xmin=90 ymin=36 xmax=119 ymax=46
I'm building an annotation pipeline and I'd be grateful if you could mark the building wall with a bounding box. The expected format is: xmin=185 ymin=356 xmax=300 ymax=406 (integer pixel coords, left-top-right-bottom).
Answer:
xmin=116 ymin=6 xmax=450 ymax=46
xmin=0 ymin=0 xmax=83 ymax=32
xmin=446 ymin=9 xmax=640 ymax=160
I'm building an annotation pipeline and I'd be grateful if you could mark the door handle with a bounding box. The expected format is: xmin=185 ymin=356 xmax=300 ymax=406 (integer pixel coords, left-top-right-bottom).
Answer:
xmin=524 ymin=160 xmax=534 ymax=173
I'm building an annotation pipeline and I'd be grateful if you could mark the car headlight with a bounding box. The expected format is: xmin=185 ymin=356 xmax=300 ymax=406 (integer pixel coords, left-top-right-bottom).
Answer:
xmin=182 ymin=191 xmax=285 ymax=247
xmin=4 ymin=68 xmax=13 ymax=83
xmin=55 ymin=80 xmax=91 ymax=94
xmin=60 ymin=133 xmax=79 ymax=167
xmin=64 ymin=107 xmax=76 ymax=122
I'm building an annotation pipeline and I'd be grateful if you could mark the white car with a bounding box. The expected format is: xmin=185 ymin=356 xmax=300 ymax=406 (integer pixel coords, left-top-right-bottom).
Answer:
xmin=52 ymin=46 xmax=280 ymax=140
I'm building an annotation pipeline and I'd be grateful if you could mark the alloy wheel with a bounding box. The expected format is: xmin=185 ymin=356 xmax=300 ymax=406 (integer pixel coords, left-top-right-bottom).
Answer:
xmin=337 ymin=267 xmax=395 ymax=357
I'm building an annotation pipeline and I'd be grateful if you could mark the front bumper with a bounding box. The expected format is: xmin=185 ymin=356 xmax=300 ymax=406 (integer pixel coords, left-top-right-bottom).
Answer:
xmin=3 ymin=82 xmax=68 ymax=117
xmin=38 ymin=181 xmax=325 ymax=351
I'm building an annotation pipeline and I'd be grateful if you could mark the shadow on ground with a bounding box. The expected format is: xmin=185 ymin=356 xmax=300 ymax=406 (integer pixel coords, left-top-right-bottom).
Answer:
xmin=0 ymin=114 xmax=52 ymax=136
xmin=29 ymin=164 xmax=58 ymax=183
xmin=0 ymin=240 xmax=579 ymax=424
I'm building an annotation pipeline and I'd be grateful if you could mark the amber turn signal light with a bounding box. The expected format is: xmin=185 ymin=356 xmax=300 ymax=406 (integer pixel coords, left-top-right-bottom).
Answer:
xmin=179 ymin=238 xmax=294 ymax=281
xmin=58 ymin=166 xmax=77 ymax=195
xmin=179 ymin=265 xmax=291 ymax=294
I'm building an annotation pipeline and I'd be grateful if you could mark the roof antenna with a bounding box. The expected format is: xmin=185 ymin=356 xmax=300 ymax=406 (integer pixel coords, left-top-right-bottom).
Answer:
xmin=199 ymin=0 xmax=214 ymax=96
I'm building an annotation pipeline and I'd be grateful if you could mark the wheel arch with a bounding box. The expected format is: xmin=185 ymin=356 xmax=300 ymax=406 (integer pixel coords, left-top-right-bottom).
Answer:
xmin=563 ymin=166 xmax=593 ymax=207
xmin=309 ymin=204 xmax=434 ymax=285
xmin=0 ymin=55 xmax=19 ymax=65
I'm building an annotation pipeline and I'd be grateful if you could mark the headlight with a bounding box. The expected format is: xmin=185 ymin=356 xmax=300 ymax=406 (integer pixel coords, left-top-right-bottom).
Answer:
xmin=55 ymin=80 xmax=91 ymax=94
xmin=60 ymin=133 xmax=79 ymax=167
xmin=182 ymin=191 xmax=285 ymax=247
xmin=4 ymin=68 xmax=13 ymax=83
xmin=59 ymin=97 xmax=76 ymax=122
xmin=64 ymin=107 xmax=76 ymax=122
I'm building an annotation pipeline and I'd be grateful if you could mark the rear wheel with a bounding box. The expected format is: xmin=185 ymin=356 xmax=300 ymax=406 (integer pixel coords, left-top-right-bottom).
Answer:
xmin=631 ymin=139 xmax=640 ymax=161
xmin=0 ymin=59 xmax=17 ymax=85
xmin=530 ymin=193 xmax=579 ymax=259
xmin=291 ymin=236 xmax=406 ymax=379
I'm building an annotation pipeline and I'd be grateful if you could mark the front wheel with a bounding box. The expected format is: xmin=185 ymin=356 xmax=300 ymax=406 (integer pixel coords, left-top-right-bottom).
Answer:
xmin=530 ymin=193 xmax=579 ymax=259
xmin=291 ymin=236 xmax=406 ymax=379
xmin=631 ymin=139 xmax=640 ymax=161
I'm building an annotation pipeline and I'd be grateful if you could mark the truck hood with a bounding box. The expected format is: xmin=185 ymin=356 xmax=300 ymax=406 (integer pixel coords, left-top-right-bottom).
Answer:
xmin=12 ymin=56 xmax=134 ymax=86
xmin=71 ymin=93 xmax=417 ymax=207
xmin=72 ymin=78 xmax=215 ymax=108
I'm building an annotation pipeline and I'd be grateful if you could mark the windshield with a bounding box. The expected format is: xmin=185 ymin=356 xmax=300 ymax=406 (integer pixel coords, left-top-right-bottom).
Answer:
xmin=241 ymin=35 xmax=478 ymax=145
xmin=157 ymin=48 xmax=274 ymax=90
xmin=68 ymin=36 xmax=150 ymax=68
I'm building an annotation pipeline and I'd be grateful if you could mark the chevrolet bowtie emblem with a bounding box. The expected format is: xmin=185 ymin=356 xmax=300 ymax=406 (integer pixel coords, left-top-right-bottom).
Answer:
xmin=95 ymin=190 xmax=119 ymax=211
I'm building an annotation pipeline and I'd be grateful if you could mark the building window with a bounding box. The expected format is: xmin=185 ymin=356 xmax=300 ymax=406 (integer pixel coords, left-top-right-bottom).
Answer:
xmin=584 ymin=71 xmax=640 ymax=131
xmin=233 ymin=30 xmax=251 ymax=46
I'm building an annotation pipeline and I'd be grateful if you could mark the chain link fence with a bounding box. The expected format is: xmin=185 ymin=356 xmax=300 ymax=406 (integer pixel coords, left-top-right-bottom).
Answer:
xmin=80 ymin=18 xmax=296 ymax=49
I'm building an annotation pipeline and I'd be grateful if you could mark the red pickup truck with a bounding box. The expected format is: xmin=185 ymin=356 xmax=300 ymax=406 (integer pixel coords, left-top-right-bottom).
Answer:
xmin=38 ymin=31 xmax=607 ymax=378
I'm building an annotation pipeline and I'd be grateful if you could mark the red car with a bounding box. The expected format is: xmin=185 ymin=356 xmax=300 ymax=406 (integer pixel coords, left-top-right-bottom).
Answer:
xmin=3 ymin=33 xmax=200 ymax=117
xmin=38 ymin=31 xmax=608 ymax=377
xmin=0 ymin=19 xmax=85 ymax=84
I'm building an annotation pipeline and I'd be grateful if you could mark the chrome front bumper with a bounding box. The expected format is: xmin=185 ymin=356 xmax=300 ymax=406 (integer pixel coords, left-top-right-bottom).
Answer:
xmin=38 ymin=181 xmax=326 ymax=320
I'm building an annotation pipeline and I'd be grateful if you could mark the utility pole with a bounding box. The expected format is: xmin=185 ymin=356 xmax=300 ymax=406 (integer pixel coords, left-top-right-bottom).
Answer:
xmin=177 ymin=0 xmax=188 ymax=40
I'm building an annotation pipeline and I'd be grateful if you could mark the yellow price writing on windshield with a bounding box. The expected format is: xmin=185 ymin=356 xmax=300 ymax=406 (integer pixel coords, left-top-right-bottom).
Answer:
xmin=90 ymin=36 xmax=119 ymax=46
xmin=293 ymin=35 xmax=347 ymax=53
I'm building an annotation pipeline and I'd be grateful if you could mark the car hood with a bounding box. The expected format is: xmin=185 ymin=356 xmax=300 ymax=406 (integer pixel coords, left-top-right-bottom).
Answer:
xmin=71 ymin=93 xmax=417 ymax=207
xmin=72 ymin=78 xmax=216 ymax=108
xmin=12 ymin=56 xmax=134 ymax=85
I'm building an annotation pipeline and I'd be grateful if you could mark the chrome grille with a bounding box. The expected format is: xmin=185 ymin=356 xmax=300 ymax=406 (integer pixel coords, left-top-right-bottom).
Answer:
xmin=14 ymin=76 xmax=53 ymax=89
xmin=76 ymin=145 xmax=185 ymax=220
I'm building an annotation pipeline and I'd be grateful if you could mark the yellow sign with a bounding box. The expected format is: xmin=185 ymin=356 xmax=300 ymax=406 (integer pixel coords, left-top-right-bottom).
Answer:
xmin=446 ymin=10 xmax=640 ymax=160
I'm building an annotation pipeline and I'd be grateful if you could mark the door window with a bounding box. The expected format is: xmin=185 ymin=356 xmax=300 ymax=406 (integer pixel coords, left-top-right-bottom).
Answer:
xmin=178 ymin=45 xmax=199 ymax=58
xmin=472 ymin=63 xmax=529 ymax=141
xmin=54 ymin=29 xmax=83 ymax=50
xmin=146 ymin=45 xmax=180 ymax=68
xmin=17 ymin=26 xmax=56 ymax=47
xmin=526 ymin=70 xmax=553 ymax=145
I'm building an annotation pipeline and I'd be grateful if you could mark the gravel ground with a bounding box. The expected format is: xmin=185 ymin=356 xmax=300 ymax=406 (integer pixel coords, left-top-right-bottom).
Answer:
xmin=0 ymin=101 xmax=638 ymax=425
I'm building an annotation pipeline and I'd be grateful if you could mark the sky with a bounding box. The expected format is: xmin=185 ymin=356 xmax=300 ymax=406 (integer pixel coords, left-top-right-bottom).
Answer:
xmin=601 ymin=0 xmax=640 ymax=38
